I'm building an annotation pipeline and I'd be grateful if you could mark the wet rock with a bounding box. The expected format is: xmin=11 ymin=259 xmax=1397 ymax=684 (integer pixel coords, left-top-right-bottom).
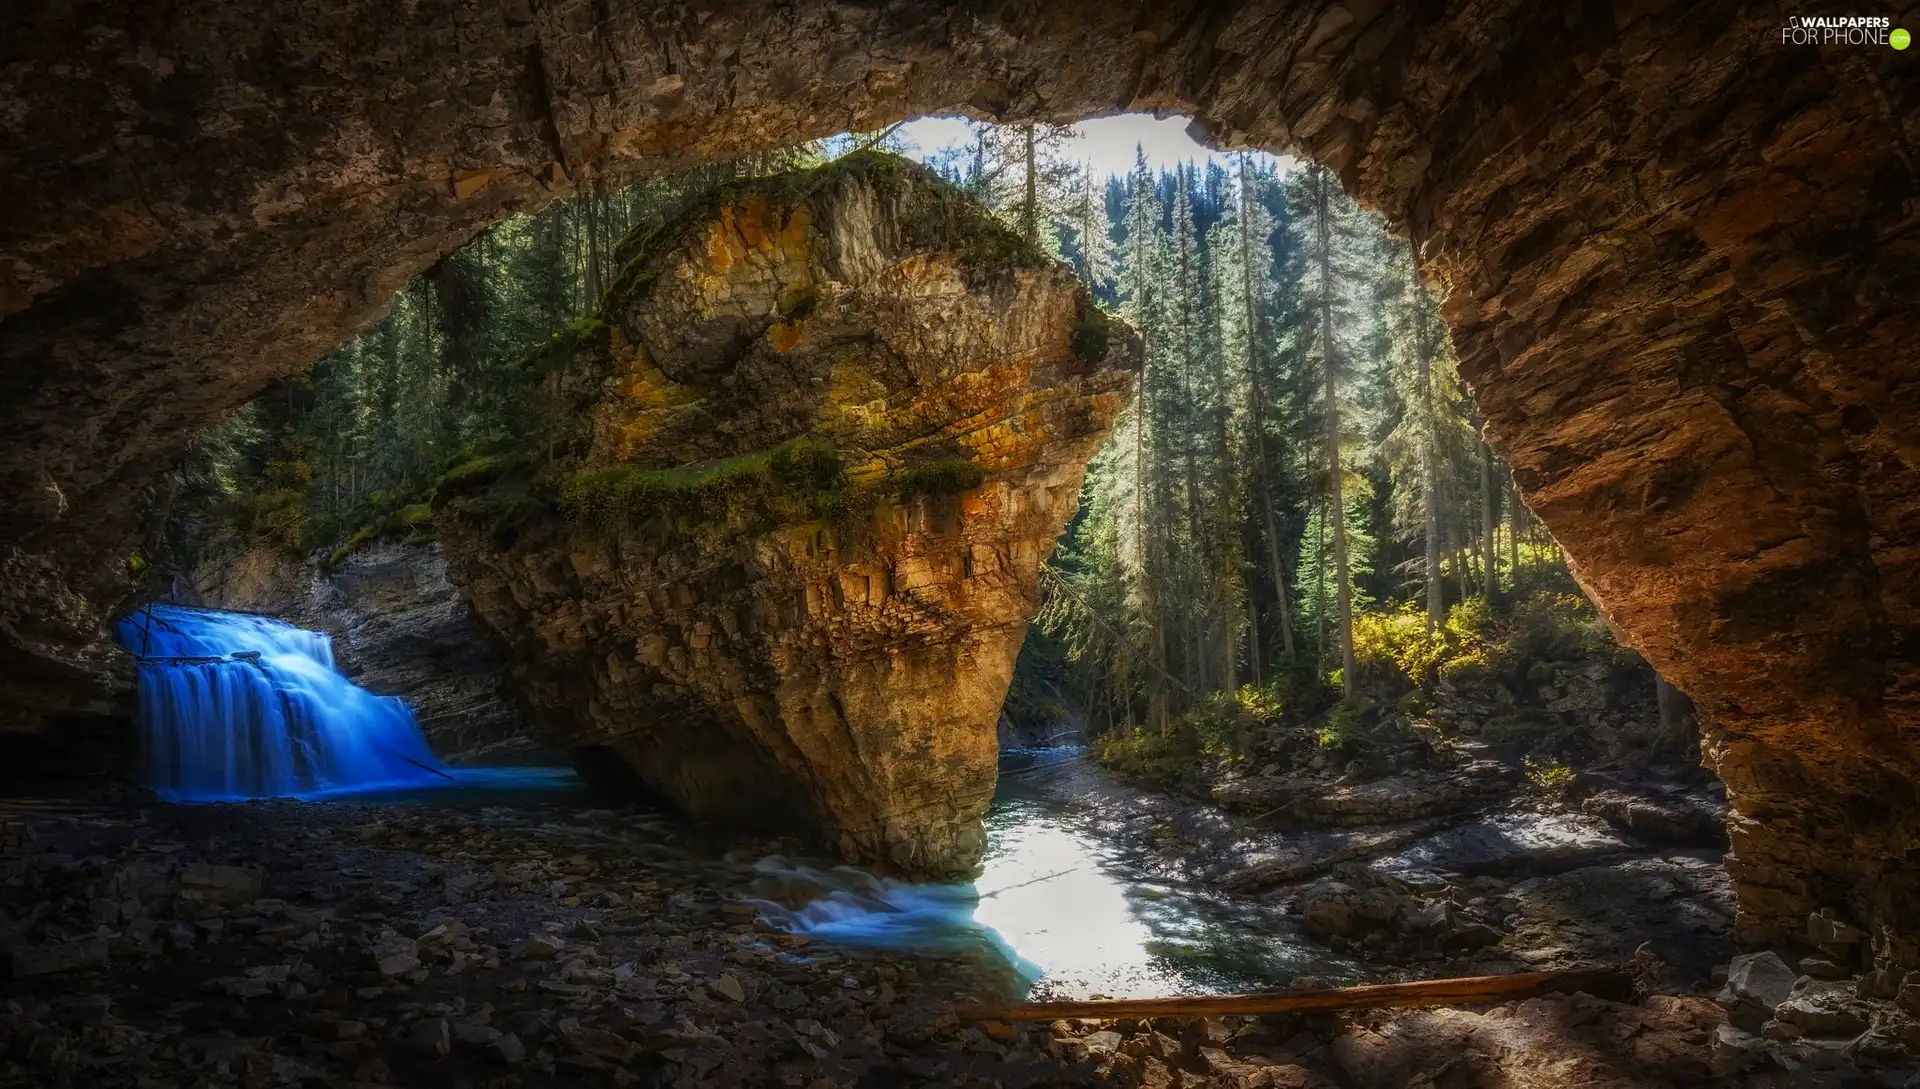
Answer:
xmin=1896 ymin=978 xmax=1920 ymax=1016
xmin=1857 ymin=966 xmax=1904 ymax=1001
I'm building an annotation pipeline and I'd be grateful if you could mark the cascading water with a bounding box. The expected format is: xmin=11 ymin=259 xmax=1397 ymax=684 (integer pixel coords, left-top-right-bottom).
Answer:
xmin=116 ymin=604 xmax=454 ymax=801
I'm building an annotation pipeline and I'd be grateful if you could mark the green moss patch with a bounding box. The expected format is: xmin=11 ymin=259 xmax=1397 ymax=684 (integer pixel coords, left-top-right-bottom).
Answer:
xmin=519 ymin=316 xmax=610 ymax=376
xmin=559 ymin=436 xmax=847 ymax=532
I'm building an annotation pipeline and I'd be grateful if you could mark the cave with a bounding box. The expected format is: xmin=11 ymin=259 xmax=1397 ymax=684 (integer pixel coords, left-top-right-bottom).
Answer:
xmin=1 ymin=0 xmax=1916 ymax=1081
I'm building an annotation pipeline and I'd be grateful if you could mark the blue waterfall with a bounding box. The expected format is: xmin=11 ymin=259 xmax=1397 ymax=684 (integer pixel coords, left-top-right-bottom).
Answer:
xmin=115 ymin=604 xmax=453 ymax=801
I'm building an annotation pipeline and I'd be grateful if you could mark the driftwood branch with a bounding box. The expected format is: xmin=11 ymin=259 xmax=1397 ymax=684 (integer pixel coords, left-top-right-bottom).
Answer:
xmin=956 ymin=966 xmax=1630 ymax=1022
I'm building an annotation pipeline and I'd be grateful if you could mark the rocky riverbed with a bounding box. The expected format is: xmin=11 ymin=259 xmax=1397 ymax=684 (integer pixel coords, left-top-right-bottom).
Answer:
xmin=2 ymin=758 xmax=1915 ymax=1088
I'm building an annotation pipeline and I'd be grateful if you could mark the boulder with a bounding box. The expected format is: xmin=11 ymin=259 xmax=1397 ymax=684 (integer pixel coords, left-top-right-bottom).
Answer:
xmin=1716 ymin=951 xmax=1797 ymax=1032
xmin=1771 ymin=979 xmax=1872 ymax=1038
xmin=1295 ymin=879 xmax=1409 ymax=939
xmin=438 ymin=155 xmax=1137 ymax=874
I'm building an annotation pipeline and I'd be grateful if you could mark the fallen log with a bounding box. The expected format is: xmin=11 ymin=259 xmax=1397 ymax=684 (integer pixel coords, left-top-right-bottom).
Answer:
xmin=956 ymin=965 xmax=1629 ymax=1022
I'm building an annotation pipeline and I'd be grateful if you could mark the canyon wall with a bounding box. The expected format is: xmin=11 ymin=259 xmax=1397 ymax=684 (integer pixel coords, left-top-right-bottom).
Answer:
xmin=433 ymin=155 xmax=1136 ymax=872
xmin=1 ymin=1 xmax=1915 ymax=952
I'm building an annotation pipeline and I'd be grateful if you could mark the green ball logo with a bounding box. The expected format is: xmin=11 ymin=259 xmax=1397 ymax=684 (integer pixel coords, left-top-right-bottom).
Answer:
xmin=1895 ymin=27 xmax=1912 ymax=49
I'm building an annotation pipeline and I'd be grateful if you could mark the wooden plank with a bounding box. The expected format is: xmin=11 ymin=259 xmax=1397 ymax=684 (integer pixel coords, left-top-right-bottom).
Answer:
xmin=955 ymin=965 xmax=1629 ymax=1022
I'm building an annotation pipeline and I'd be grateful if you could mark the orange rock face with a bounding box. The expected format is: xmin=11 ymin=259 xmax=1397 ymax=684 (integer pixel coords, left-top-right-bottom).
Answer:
xmin=436 ymin=157 xmax=1137 ymax=873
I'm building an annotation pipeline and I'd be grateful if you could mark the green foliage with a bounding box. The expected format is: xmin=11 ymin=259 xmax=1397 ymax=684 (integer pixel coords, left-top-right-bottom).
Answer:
xmin=558 ymin=437 xmax=847 ymax=532
xmin=520 ymin=316 xmax=610 ymax=376
xmin=1505 ymin=591 xmax=1614 ymax=662
xmin=1350 ymin=604 xmax=1443 ymax=687
xmin=431 ymin=449 xmax=530 ymax=508
xmin=1525 ymin=755 xmax=1575 ymax=796
xmin=324 ymin=494 xmax=438 ymax=568
xmin=1314 ymin=697 xmax=1372 ymax=757
xmin=1436 ymin=649 xmax=1491 ymax=686
xmin=1096 ymin=729 xmax=1194 ymax=783
xmin=1096 ymin=682 xmax=1289 ymax=779
xmin=1071 ymin=300 xmax=1119 ymax=364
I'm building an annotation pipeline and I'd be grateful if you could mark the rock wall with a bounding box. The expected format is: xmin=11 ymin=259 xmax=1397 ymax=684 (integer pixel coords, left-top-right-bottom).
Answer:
xmin=435 ymin=155 xmax=1136 ymax=873
xmin=1 ymin=1 xmax=1915 ymax=953
xmin=185 ymin=541 xmax=532 ymax=761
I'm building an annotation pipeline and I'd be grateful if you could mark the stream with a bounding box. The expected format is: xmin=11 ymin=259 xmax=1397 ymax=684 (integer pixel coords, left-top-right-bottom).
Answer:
xmin=750 ymin=748 xmax=1355 ymax=1001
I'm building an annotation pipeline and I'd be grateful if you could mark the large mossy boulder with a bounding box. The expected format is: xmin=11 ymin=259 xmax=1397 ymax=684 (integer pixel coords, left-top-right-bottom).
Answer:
xmin=436 ymin=153 xmax=1138 ymax=874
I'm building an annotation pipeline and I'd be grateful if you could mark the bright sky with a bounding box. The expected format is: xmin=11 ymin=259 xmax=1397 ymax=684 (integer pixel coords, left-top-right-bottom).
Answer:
xmin=891 ymin=113 xmax=1282 ymax=179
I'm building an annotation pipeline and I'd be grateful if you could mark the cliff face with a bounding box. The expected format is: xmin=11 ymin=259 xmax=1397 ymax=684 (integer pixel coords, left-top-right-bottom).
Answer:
xmin=435 ymin=156 xmax=1136 ymax=873
xmin=2 ymin=0 xmax=1917 ymax=959
xmin=186 ymin=541 xmax=532 ymax=761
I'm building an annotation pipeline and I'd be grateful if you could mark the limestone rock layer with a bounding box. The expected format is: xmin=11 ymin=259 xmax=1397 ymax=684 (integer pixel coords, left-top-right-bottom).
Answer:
xmin=435 ymin=156 xmax=1137 ymax=873
xmin=1 ymin=1 xmax=1916 ymax=955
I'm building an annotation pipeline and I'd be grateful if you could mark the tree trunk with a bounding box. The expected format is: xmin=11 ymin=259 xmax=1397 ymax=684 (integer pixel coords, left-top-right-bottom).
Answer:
xmin=1020 ymin=124 xmax=1039 ymax=246
xmin=1313 ymin=168 xmax=1356 ymax=694
xmin=958 ymin=965 xmax=1632 ymax=1022
xmin=1245 ymin=581 xmax=1263 ymax=686
xmin=1508 ymin=468 xmax=1523 ymax=587
xmin=1480 ymin=438 xmax=1498 ymax=602
xmin=583 ymin=187 xmax=603 ymax=306
xmin=1240 ymin=156 xmax=1296 ymax=664
xmin=1412 ymin=247 xmax=1443 ymax=635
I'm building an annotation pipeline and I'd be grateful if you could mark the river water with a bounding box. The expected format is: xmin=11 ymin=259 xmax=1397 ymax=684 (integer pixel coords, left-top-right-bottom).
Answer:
xmin=751 ymin=748 xmax=1354 ymax=1001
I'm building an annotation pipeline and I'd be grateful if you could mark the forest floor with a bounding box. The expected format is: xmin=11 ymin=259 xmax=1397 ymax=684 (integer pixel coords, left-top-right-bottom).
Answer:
xmin=5 ymin=758 xmax=1901 ymax=1089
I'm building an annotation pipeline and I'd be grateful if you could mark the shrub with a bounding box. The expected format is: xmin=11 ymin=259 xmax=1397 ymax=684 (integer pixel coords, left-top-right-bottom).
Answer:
xmin=1096 ymin=729 xmax=1192 ymax=782
xmin=1525 ymin=755 xmax=1575 ymax=796
xmin=1351 ymin=604 xmax=1444 ymax=688
xmin=1097 ymin=683 xmax=1289 ymax=779
xmin=1314 ymin=697 xmax=1372 ymax=757
xmin=1444 ymin=596 xmax=1494 ymax=645
xmin=1180 ymin=685 xmax=1285 ymax=764
xmin=1436 ymin=649 xmax=1491 ymax=687
xmin=1506 ymin=591 xmax=1612 ymax=662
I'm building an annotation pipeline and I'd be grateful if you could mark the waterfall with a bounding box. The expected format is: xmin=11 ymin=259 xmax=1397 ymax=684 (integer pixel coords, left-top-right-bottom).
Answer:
xmin=115 ymin=604 xmax=451 ymax=801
